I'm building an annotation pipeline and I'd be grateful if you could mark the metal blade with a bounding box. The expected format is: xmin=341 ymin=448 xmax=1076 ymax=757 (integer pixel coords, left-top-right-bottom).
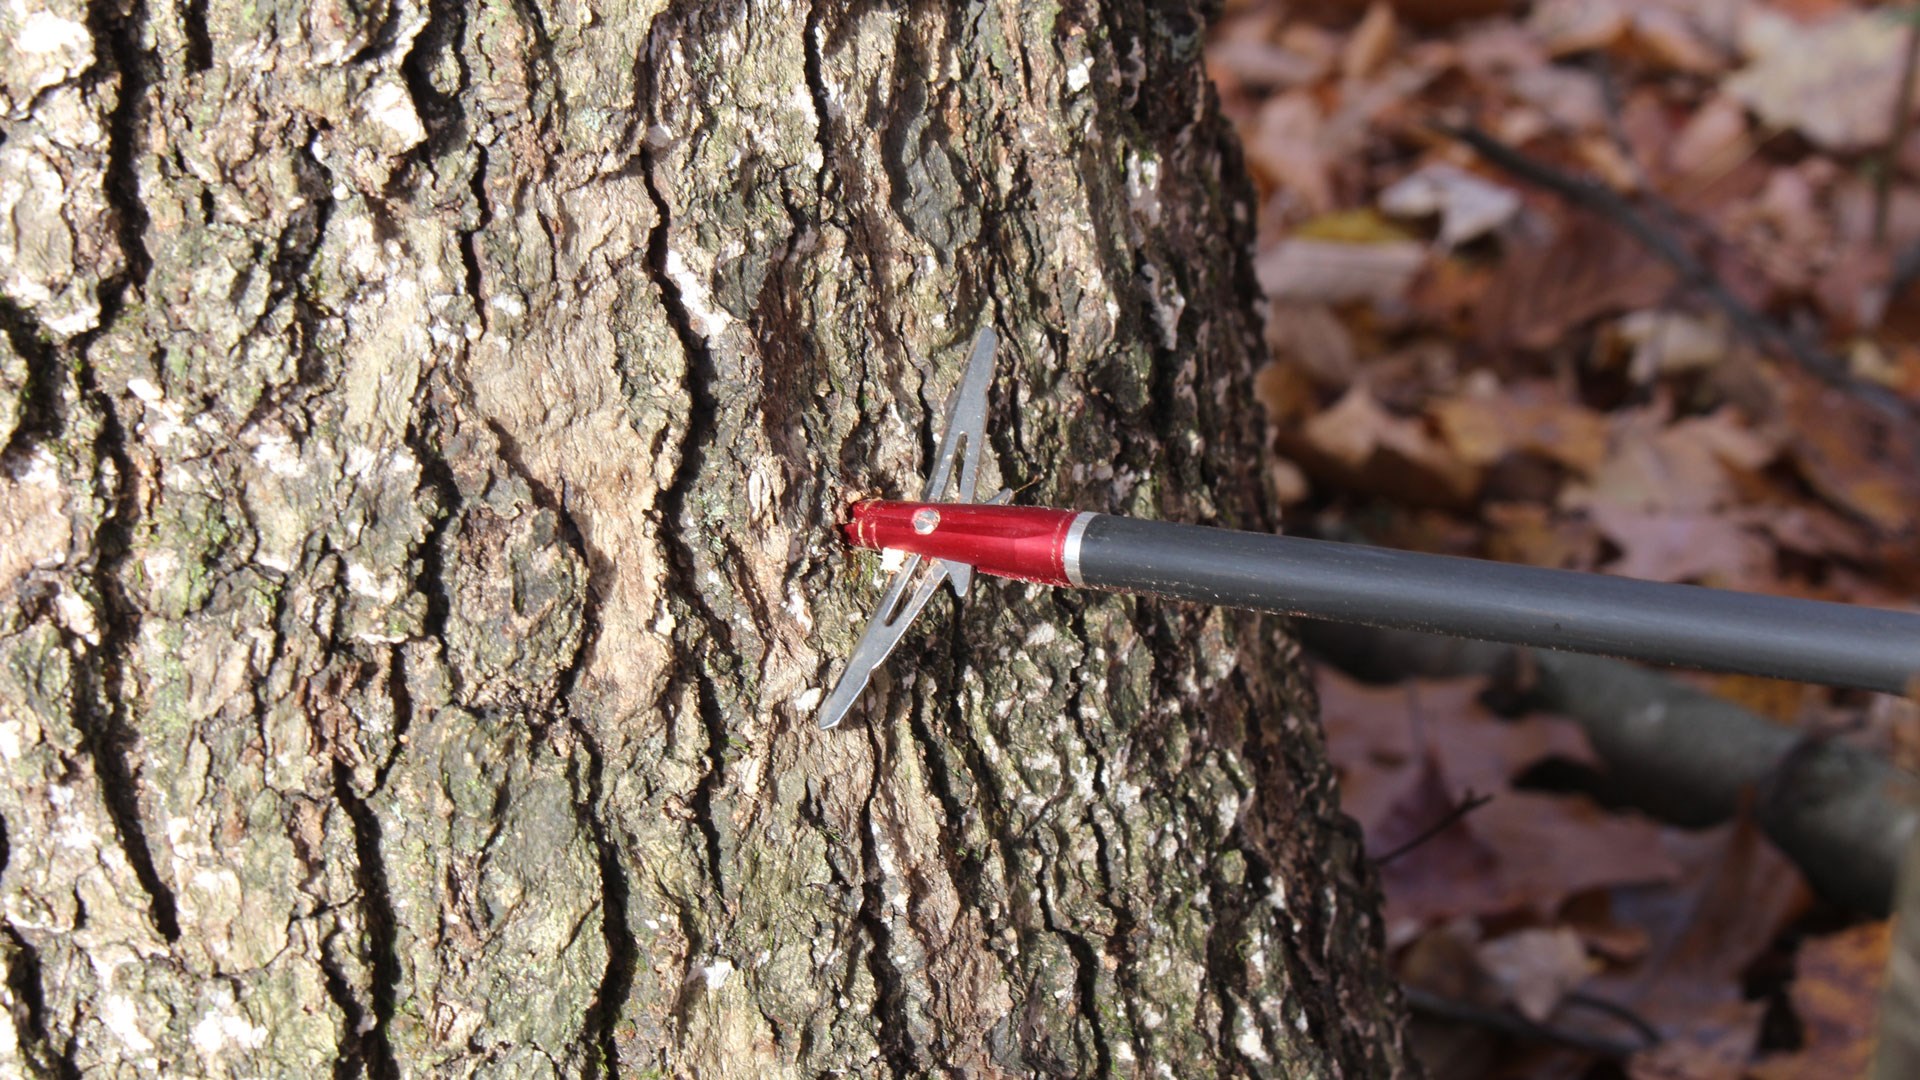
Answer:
xmin=816 ymin=553 xmax=950 ymax=731
xmin=816 ymin=493 xmax=1010 ymax=730
xmin=921 ymin=326 xmax=996 ymax=599
xmin=815 ymin=328 xmax=1001 ymax=730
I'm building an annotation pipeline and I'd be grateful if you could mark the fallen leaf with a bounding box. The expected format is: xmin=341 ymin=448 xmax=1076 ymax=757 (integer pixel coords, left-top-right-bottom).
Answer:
xmin=1479 ymin=213 xmax=1676 ymax=351
xmin=1263 ymin=303 xmax=1359 ymax=388
xmin=1253 ymin=357 xmax=1320 ymax=422
xmin=1242 ymin=90 xmax=1335 ymax=209
xmin=1484 ymin=501 xmax=1603 ymax=570
xmin=1529 ymin=0 xmax=1630 ymax=56
xmin=1342 ymin=1 xmax=1399 ymax=80
xmin=1256 ymin=239 xmax=1429 ymax=305
xmin=1704 ymin=673 xmax=1818 ymax=725
xmin=1564 ymin=407 xmax=1775 ymax=516
xmin=1379 ymin=163 xmax=1523 ymax=248
xmin=1585 ymin=503 xmax=1772 ymax=586
xmin=1666 ymin=93 xmax=1752 ymax=182
xmin=1593 ymin=816 xmax=1811 ymax=1029
xmin=1748 ymin=921 xmax=1892 ymax=1079
xmin=1319 ymin=672 xmax=1678 ymax=931
xmin=1561 ymin=891 xmax=1652 ymax=964
xmin=1509 ymin=63 xmax=1611 ymax=133
xmin=1206 ymin=40 xmax=1333 ymax=93
xmin=1778 ymin=373 xmax=1920 ymax=534
xmin=1625 ymin=7 xmax=1725 ymax=75
xmin=1476 ymin=926 xmax=1597 ymax=1022
xmin=1428 ymin=383 xmax=1611 ymax=473
xmin=1625 ymin=1001 xmax=1766 ymax=1080
xmin=1285 ymin=385 xmax=1481 ymax=505
xmin=1616 ymin=310 xmax=1731 ymax=382
xmin=1727 ymin=9 xmax=1920 ymax=153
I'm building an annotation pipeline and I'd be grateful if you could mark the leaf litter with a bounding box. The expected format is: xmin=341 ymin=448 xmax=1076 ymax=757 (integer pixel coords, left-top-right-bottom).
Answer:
xmin=1211 ymin=0 xmax=1918 ymax=1073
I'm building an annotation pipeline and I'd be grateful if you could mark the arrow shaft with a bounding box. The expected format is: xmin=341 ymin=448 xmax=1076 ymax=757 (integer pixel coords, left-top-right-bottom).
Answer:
xmin=844 ymin=500 xmax=1920 ymax=695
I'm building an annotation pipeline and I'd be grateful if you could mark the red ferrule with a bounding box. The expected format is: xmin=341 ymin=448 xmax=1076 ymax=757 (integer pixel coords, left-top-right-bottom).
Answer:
xmin=844 ymin=501 xmax=1084 ymax=586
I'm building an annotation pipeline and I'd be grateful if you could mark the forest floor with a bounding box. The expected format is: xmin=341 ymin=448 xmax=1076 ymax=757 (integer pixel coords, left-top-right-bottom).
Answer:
xmin=1206 ymin=0 xmax=1920 ymax=1075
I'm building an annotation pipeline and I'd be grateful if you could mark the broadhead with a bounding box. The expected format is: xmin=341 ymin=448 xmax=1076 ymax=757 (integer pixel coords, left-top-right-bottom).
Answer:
xmin=816 ymin=326 xmax=999 ymax=729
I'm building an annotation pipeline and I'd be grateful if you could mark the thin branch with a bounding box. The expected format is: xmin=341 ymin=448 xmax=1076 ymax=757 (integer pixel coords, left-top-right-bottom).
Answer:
xmin=1439 ymin=124 xmax=1913 ymax=424
xmin=1373 ymin=790 xmax=1494 ymax=866
xmin=1400 ymin=984 xmax=1653 ymax=1059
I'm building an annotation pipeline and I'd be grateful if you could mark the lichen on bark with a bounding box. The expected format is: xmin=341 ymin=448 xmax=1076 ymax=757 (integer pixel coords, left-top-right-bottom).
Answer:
xmin=0 ymin=0 xmax=1413 ymax=1075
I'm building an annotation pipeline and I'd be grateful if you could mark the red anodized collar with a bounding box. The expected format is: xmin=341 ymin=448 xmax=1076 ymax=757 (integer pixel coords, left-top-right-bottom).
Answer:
xmin=844 ymin=501 xmax=1088 ymax=587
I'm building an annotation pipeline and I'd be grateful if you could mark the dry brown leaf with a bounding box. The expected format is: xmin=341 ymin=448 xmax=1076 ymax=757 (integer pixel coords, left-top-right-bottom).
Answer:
xmin=1530 ymin=0 xmax=1732 ymax=75
xmin=1318 ymin=671 xmax=1676 ymax=931
xmin=1479 ymin=213 xmax=1676 ymax=351
xmin=1242 ymin=90 xmax=1335 ymax=209
xmin=1748 ymin=921 xmax=1892 ymax=1079
xmin=1759 ymin=504 xmax=1869 ymax=562
xmin=1626 ymin=7 xmax=1724 ymax=74
xmin=1779 ymin=374 xmax=1920 ymax=534
xmin=1285 ymin=385 xmax=1481 ymax=505
xmin=1704 ymin=673 xmax=1819 ymax=725
xmin=1253 ymin=358 xmax=1319 ymax=423
xmin=1529 ymin=0 xmax=1630 ymax=55
xmin=1727 ymin=9 xmax=1920 ymax=153
xmin=1585 ymin=503 xmax=1773 ymax=586
xmin=1625 ymin=1001 xmax=1766 ymax=1080
xmin=1475 ymin=927 xmax=1596 ymax=1022
xmin=1263 ymin=303 xmax=1358 ymax=388
xmin=1327 ymin=0 xmax=1513 ymax=27
xmin=1564 ymin=407 xmax=1775 ymax=517
xmin=1617 ymin=310 xmax=1731 ymax=382
xmin=1428 ymin=385 xmax=1611 ymax=474
xmin=1319 ymin=671 xmax=1599 ymax=801
xmin=1379 ymin=163 xmax=1522 ymax=248
xmin=1666 ymin=94 xmax=1752 ymax=184
xmin=1342 ymin=1 xmax=1399 ymax=80
xmin=1483 ymin=501 xmax=1602 ymax=570
xmin=1206 ymin=40 xmax=1332 ymax=93
xmin=1561 ymin=892 xmax=1653 ymax=965
xmin=1256 ymin=238 xmax=1428 ymax=305
xmin=1593 ymin=817 xmax=1811 ymax=1025
xmin=1509 ymin=63 xmax=1611 ymax=133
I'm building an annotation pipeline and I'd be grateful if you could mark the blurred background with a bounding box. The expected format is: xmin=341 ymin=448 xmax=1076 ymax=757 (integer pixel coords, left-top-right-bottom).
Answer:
xmin=1204 ymin=1 xmax=1920 ymax=1075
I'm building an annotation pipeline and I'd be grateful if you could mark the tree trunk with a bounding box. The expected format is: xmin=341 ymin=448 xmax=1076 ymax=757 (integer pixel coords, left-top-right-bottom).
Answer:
xmin=0 ymin=0 xmax=1413 ymax=1074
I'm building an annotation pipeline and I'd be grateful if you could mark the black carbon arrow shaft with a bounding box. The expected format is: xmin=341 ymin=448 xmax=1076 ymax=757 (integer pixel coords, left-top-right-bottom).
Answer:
xmin=846 ymin=501 xmax=1920 ymax=696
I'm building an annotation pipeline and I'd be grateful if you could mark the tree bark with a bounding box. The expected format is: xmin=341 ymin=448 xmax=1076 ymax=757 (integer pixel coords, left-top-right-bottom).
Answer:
xmin=0 ymin=0 xmax=1413 ymax=1075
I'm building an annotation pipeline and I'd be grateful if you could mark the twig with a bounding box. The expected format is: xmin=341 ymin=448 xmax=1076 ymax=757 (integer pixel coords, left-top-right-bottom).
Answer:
xmin=1400 ymin=984 xmax=1652 ymax=1059
xmin=1562 ymin=990 xmax=1662 ymax=1048
xmin=1373 ymin=790 xmax=1494 ymax=866
xmin=1877 ymin=10 xmax=1920 ymax=247
xmin=1439 ymin=124 xmax=1913 ymax=424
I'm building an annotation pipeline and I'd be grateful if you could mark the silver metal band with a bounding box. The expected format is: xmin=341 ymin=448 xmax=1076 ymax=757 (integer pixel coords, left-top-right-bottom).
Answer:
xmin=1062 ymin=512 xmax=1094 ymax=588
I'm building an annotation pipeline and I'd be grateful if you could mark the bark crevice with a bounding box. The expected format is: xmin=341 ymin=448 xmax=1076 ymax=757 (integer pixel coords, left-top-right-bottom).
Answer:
xmin=857 ymin=722 xmax=919 ymax=1075
xmin=801 ymin=0 xmax=835 ymax=199
xmin=67 ymin=400 xmax=178 ymax=945
xmin=639 ymin=71 xmax=733 ymax=903
xmin=570 ymin=713 xmax=637 ymax=1077
xmin=332 ymin=762 xmax=402 ymax=1080
xmin=3 ymin=922 xmax=78 ymax=1080
xmin=409 ymin=0 xmax=473 ymax=165
xmin=0 ymin=300 xmax=63 ymax=460
xmin=1038 ymin=880 xmax=1114 ymax=1077
xmin=318 ymin=924 xmax=376 ymax=1080
xmin=88 ymin=0 xmax=153 ymax=289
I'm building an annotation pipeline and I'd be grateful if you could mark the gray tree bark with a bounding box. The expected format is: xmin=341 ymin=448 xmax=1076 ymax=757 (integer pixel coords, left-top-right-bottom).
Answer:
xmin=0 ymin=0 xmax=1413 ymax=1074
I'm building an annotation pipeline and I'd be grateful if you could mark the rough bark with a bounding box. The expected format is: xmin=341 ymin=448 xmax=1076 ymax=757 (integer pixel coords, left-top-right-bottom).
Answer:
xmin=0 ymin=0 xmax=1412 ymax=1075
